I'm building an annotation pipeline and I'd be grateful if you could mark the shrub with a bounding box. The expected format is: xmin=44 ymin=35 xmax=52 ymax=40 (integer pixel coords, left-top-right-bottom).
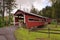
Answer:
xmin=0 ymin=17 xmax=4 ymax=27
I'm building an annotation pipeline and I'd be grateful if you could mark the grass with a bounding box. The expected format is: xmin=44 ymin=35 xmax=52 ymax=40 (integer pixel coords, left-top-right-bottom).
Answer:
xmin=14 ymin=24 xmax=60 ymax=40
xmin=14 ymin=28 xmax=48 ymax=40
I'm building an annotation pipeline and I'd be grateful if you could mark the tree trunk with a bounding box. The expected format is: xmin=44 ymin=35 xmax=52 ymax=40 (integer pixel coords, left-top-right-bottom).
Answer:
xmin=9 ymin=9 xmax=11 ymax=24
xmin=2 ymin=0 xmax=5 ymax=21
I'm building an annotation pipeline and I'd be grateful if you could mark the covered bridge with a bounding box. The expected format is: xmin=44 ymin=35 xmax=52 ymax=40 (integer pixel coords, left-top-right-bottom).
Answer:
xmin=14 ymin=10 xmax=50 ymax=29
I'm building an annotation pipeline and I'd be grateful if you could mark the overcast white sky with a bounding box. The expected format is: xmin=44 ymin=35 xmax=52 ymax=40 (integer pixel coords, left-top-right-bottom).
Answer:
xmin=12 ymin=0 xmax=52 ymax=13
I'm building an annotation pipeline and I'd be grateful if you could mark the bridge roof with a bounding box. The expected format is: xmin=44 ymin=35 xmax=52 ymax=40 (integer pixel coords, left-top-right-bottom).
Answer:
xmin=14 ymin=9 xmax=47 ymax=18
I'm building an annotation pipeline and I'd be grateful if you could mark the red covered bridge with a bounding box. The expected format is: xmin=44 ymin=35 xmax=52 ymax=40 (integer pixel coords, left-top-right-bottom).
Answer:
xmin=14 ymin=10 xmax=51 ymax=29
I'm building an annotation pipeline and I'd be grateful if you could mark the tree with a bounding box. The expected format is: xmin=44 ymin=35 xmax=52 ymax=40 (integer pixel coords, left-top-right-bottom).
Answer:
xmin=0 ymin=0 xmax=16 ymax=26
xmin=30 ymin=8 xmax=38 ymax=14
xmin=5 ymin=0 xmax=16 ymax=24
xmin=2 ymin=0 xmax=16 ymax=24
xmin=50 ymin=0 xmax=60 ymax=27
xmin=30 ymin=4 xmax=39 ymax=14
xmin=39 ymin=6 xmax=52 ymax=18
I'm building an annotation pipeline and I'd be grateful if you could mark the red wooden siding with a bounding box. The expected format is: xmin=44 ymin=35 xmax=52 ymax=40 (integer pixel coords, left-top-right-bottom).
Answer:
xmin=25 ymin=14 xmax=45 ymax=29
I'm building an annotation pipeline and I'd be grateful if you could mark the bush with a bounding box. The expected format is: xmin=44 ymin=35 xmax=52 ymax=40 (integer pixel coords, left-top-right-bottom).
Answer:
xmin=0 ymin=17 xmax=10 ymax=27
xmin=0 ymin=17 xmax=4 ymax=27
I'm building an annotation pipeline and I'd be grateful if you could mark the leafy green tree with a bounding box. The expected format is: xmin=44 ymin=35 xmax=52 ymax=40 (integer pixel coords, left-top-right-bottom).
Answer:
xmin=50 ymin=0 xmax=60 ymax=27
xmin=0 ymin=0 xmax=16 ymax=27
xmin=5 ymin=0 xmax=16 ymax=24
xmin=39 ymin=6 xmax=52 ymax=18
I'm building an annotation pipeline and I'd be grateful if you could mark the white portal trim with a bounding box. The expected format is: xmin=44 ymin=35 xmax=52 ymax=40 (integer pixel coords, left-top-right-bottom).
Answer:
xmin=24 ymin=15 xmax=25 ymax=23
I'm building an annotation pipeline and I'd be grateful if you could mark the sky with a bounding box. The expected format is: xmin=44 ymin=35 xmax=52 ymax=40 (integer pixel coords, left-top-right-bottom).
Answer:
xmin=12 ymin=0 xmax=52 ymax=13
